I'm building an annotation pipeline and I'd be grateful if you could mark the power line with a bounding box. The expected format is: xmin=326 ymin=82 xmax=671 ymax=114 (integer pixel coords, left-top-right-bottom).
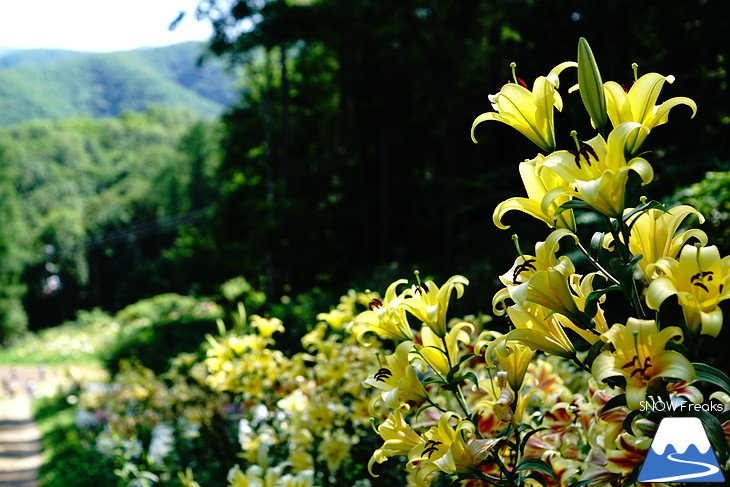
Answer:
xmin=48 ymin=207 xmax=211 ymax=258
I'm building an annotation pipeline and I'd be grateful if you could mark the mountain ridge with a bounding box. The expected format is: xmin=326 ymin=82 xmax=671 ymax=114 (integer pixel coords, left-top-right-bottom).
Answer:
xmin=0 ymin=42 xmax=238 ymax=127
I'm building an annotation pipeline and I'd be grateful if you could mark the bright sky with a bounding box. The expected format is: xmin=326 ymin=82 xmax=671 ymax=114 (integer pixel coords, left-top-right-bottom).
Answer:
xmin=0 ymin=0 xmax=213 ymax=52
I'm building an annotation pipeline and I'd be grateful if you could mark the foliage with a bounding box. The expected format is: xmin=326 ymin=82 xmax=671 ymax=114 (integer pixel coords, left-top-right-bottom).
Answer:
xmin=104 ymin=295 xmax=223 ymax=375
xmin=0 ymin=144 xmax=29 ymax=340
xmin=0 ymin=42 xmax=237 ymax=127
xmin=0 ymin=108 xmax=223 ymax=330
xmin=0 ymin=294 xmax=222 ymax=367
xmin=187 ymin=0 xmax=730 ymax=310
xmin=34 ymin=394 xmax=119 ymax=487
xmin=671 ymin=171 xmax=730 ymax=253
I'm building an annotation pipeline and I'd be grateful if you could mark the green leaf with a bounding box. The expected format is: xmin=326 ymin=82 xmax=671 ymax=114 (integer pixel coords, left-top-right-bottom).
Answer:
xmin=515 ymin=458 xmax=558 ymax=482
xmin=622 ymin=409 xmax=643 ymax=436
xmin=519 ymin=427 xmax=550 ymax=457
xmin=414 ymin=402 xmax=436 ymax=420
xmin=452 ymin=371 xmax=480 ymax=389
xmin=622 ymin=199 xmax=668 ymax=228
xmin=584 ymin=338 xmax=607 ymax=369
xmin=577 ymin=37 xmax=607 ymax=132
xmin=693 ymin=362 xmax=730 ymax=394
xmin=525 ymin=471 xmax=549 ymax=487
xmin=457 ymin=353 xmax=476 ymax=366
xmin=583 ymin=285 xmax=622 ymax=318
xmin=599 ymin=393 xmax=627 ymax=417
xmin=589 ymin=231 xmax=606 ymax=259
xmin=422 ymin=376 xmax=446 ymax=386
xmin=554 ymin=199 xmax=593 ymax=217
xmin=696 ymin=410 xmax=729 ymax=466
xmin=719 ymin=409 xmax=730 ymax=423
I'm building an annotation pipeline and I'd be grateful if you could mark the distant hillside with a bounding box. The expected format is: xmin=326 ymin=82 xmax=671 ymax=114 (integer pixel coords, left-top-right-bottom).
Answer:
xmin=0 ymin=42 xmax=238 ymax=126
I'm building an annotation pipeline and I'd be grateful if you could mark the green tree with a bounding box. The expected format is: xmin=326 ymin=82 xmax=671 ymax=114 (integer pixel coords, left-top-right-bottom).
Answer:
xmin=191 ymin=0 xmax=728 ymax=308
xmin=0 ymin=143 xmax=29 ymax=341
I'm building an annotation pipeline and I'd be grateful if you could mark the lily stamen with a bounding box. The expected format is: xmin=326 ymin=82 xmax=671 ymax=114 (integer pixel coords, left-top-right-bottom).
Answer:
xmin=413 ymin=270 xmax=428 ymax=295
xmin=423 ymin=440 xmax=443 ymax=459
xmin=374 ymin=367 xmax=393 ymax=382
xmin=508 ymin=62 xmax=528 ymax=88
xmin=512 ymin=259 xmax=537 ymax=285
xmin=369 ymin=298 xmax=383 ymax=310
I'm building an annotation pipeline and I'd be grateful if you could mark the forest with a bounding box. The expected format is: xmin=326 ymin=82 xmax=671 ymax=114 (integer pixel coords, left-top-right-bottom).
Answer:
xmin=1 ymin=1 xmax=730 ymax=486
xmin=1 ymin=0 xmax=728 ymax=341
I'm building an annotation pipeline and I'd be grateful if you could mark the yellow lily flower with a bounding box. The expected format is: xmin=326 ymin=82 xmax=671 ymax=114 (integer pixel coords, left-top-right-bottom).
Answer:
xmin=250 ymin=315 xmax=284 ymax=338
xmin=363 ymin=340 xmax=429 ymax=410
xmin=352 ymin=279 xmax=413 ymax=343
xmin=592 ymin=318 xmax=694 ymax=409
xmin=415 ymin=322 xmax=474 ymax=378
xmin=604 ymin=71 xmax=697 ymax=155
xmin=542 ymin=122 xmax=653 ymax=218
xmin=567 ymin=272 xmax=609 ymax=344
xmin=471 ymin=61 xmax=576 ymax=152
xmin=493 ymin=154 xmax=576 ymax=231
xmin=511 ymin=268 xmax=582 ymax=320
xmin=503 ymin=304 xmax=577 ymax=359
xmin=605 ymin=204 xmax=707 ymax=278
xmin=646 ymin=244 xmax=730 ymax=337
xmin=400 ymin=274 xmax=469 ymax=337
xmin=408 ymin=412 xmax=494 ymax=483
xmin=493 ymin=229 xmax=578 ymax=317
xmin=498 ymin=228 xmax=578 ymax=287
xmin=481 ymin=335 xmax=535 ymax=392
xmin=368 ymin=409 xmax=422 ymax=477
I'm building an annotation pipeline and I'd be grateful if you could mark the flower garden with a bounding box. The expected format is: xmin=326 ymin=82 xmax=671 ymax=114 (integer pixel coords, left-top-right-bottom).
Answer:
xmin=6 ymin=38 xmax=730 ymax=487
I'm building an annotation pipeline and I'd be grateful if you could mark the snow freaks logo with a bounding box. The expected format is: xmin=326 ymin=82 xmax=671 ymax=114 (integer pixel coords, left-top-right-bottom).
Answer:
xmin=637 ymin=417 xmax=725 ymax=483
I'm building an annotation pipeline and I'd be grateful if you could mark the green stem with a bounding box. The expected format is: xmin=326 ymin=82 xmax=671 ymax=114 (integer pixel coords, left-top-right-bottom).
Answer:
xmin=602 ymin=215 xmax=647 ymax=318
xmin=618 ymin=218 xmax=647 ymax=319
xmin=441 ymin=336 xmax=472 ymax=419
xmin=571 ymin=354 xmax=592 ymax=374
xmin=577 ymin=242 xmax=620 ymax=286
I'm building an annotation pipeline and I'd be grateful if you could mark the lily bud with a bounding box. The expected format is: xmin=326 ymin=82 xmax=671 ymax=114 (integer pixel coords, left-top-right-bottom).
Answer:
xmin=577 ymin=37 xmax=608 ymax=132
xmin=493 ymin=372 xmax=515 ymax=422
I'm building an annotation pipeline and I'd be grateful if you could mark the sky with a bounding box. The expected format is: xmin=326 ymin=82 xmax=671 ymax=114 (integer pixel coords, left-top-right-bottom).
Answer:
xmin=0 ymin=0 xmax=214 ymax=52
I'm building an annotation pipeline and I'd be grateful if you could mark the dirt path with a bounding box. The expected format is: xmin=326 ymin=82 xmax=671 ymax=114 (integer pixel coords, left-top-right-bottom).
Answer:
xmin=0 ymin=394 xmax=40 ymax=487
xmin=0 ymin=367 xmax=46 ymax=487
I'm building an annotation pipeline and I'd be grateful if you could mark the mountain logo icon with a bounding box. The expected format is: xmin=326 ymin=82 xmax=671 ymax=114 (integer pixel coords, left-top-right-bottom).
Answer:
xmin=638 ymin=417 xmax=725 ymax=483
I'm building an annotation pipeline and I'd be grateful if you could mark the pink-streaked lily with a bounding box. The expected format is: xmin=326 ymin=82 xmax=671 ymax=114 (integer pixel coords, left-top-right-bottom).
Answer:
xmin=646 ymin=244 xmax=730 ymax=337
xmin=604 ymin=71 xmax=697 ymax=155
xmin=542 ymin=121 xmax=653 ymax=218
xmin=472 ymin=61 xmax=576 ymax=152
xmin=592 ymin=318 xmax=694 ymax=409
xmin=493 ymin=154 xmax=576 ymax=231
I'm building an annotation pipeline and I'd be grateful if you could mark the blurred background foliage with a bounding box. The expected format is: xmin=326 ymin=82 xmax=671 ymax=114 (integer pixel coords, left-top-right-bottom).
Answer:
xmin=0 ymin=0 xmax=728 ymax=343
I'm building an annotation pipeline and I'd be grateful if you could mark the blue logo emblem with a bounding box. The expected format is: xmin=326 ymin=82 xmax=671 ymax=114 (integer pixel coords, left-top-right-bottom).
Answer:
xmin=638 ymin=417 xmax=725 ymax=483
